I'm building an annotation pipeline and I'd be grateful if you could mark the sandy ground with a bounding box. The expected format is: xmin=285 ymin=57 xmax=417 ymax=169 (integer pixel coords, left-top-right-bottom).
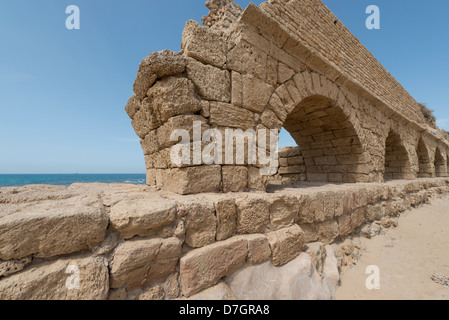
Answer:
xmin=336 ymin=195 xmax=449 ymax=300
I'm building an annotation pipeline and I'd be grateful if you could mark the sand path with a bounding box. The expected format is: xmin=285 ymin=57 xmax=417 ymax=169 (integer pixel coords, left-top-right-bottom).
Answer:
xmin=336 ymin=195 xmax=449 ymax=300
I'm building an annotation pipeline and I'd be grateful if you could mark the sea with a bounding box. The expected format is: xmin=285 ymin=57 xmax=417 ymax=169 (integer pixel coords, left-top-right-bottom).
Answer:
xmin=0 ymin=174 xmax=146 ymax=188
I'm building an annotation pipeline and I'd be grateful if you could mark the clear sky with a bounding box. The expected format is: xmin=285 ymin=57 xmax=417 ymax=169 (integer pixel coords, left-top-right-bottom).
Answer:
xmin=0 ymin=0 xmax=448 ymax=174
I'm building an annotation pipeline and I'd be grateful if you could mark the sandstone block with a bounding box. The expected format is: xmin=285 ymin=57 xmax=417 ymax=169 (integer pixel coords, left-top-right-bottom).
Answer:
xmin=159 ymin=166 xmax=222 ymax=195
xmin=186 ymin=58 xmax=230 ymax=102
xmin=222 ymin=166 xmax=248 ymax=192
xmin=125 ymin=94 xmax=141 ymax=119
xmin=246 ymin=234 xmax=271 ymax=265
xmin=215 ymin=198 xmax=237 ymax=241
xmin=110 ymin=237 xmax=181 ymax=289
xmin=0 ymin=203 xmax=108 ymax=260
xmin=182 ymin=20 xmax=226 ymax=68
xmin=147 ymin=76 xmax=202 ymax=124
xmin=180 ymin=236 xmax=248 ymax=297
xmin=235 ymin=196 xmax=270 ymax=234
xmin=266 ymin=224 xmax=305 ymax=266
xmin=247 ymin=166 xmax=268 ymax=191
xmin=242 ymin=75 xmax=273 ymax=113
xmin=269 ymin=195 xmax=299 ymax=230
xmin=184 ymin=202 xmax=216 ymax=248
xmin=209 ymin=102 xmax=255 ymax=130
xmin=133 ymin=50 xmax=186 ymax=100
xmin=138 ymin=285 xmax=165 ymax=300
xmin=0 ymin=256 xmax=109 ymax=300
xmin=316 ymin=219 xmax=339 ymax=244
xmin=109 ymin=198 xmax=177 ymax=239
xmin=164 ymin=272 xmax=180 ymax=300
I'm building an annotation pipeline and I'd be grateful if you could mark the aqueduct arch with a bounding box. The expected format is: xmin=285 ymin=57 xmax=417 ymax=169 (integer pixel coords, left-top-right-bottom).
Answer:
xmin=434 ymin=147 xmax=447 ymax=177
xmin=125 ymin=0 xmax=449 ymax=194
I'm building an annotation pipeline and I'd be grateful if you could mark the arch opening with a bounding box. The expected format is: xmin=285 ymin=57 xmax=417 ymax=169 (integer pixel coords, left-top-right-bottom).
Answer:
xmin=383 ymin=131 xmax=412 ymax=181
xmin=434 ymin=147 xmax=446 ymax=177
xmin=281 ymin=95 xmax=368 ymax=183
xmin=417 ymin=139 xmax=432 ymax=178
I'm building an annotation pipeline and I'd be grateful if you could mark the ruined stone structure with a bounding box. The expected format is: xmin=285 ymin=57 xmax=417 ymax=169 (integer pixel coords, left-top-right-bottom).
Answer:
xmin=126 ymin=0 xmax=449 ymax=195
xmin=1 ymin=0 xmax=449 ymax=301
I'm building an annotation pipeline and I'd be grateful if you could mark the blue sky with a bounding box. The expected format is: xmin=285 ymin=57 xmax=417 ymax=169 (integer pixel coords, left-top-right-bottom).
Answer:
xmin=0 ymin=0 xmax=448 ymax=174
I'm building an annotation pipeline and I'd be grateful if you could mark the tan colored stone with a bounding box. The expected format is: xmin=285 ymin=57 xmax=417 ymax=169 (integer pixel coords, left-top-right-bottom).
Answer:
xmin=227 ymin=40 xmax=267 ymax=81
xmin=236 ymin=196 xmax=270 ymax=234
xmin=186 ymin=58 xmax=230 ymax=102
xmin=147 ymin=76 xmax=202 ymax=124
xmin=278 ymin=62 xmax=295 ymax=83
xmin=0 ymin=203 xmax=108 ymax=260
xmin=246 ymin=234 xmax=271 ymax=265
xmin=180 ymin=236 xmax=248 ymax=297
xmin=210 ymin=102 xmax=255 ymax=130
xmin=138 ymin=285 xmax=165 ymax=300
xmin=316 ymin=219 xmax=339 ymax=243
xmin=182 ymin=20 xmax=226 ymax=68
xmin=0 ymin=256 xmax=109 ymax=300
xmin=159 ymin=166 xmax=222 ymax=195
xmin=133 ymin=50 xmax=186 ymax=100
xmin=109 ymin=198 xmax=176 ymax=239
xmin=215 ymin=198 xmax=237 ymax=241
xmin=231 ymin=71 xmax=243 ymax=107
xmin=164 ymin=272 xmax=180 ymax=300
xmin=183 ymin=282 xmax=236 ymax=300
xmin=222 ymin=166 xmax=248 ymax=192
xmin=0 ymin=256 xmax=32 ymax=278
xmin=266 ymin=224 xmax=305 ymax=266
xmin=110 ymin=237 xmax=181 ymax=289
xmin=184 ymin=202 xmax=216 ymax=248
xmin=242 ymin=75 xmax=273 ymax=113
xmin=247 ymin=166 xmax=268 ymax=191
xmin=269 ymin=195 xmax=299 ymax=230
xmin=125 ymin=94 xmax=141 ymax=118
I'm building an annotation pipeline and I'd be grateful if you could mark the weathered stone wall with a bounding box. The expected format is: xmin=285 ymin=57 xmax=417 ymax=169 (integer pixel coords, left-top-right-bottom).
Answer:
xmin=1 ymin=179 xmax=448 ymax=300
xmin=126 ymin=0 xmax=449 ymax=195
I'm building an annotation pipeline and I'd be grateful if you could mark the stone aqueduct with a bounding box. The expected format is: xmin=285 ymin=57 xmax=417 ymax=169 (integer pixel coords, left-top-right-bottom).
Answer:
xmin=126 ymin=0 xmax=449 ymax=194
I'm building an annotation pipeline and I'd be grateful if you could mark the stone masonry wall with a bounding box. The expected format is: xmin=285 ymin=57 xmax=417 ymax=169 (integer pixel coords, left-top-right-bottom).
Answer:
xmin=126 ymin=0 xmax=449 ymax=195
xmin=1 ymin=179 xmax=448 ymax=299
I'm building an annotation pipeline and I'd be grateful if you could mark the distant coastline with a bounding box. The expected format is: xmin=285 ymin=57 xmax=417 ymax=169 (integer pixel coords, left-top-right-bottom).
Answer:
xmin=0 ymin=174 xmax=146 ymax=188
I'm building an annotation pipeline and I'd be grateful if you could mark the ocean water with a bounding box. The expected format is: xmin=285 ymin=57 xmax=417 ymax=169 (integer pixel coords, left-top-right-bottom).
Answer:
xmin=0 ymin=174 xmax=146 ymax=188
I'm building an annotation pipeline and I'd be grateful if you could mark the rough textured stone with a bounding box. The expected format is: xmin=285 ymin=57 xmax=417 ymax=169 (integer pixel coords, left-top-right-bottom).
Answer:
xmin=210 ymin=102 xmax=255 ymax=130
xmin=226 ymin=254 xmax=333 ymax=300
xmin=138 ymin=285 xmax=165 ymax=300
xmin=110 ymin=237 xmax=181 ymax=289
xmin=242 ymin=75 xmax=273 ymax=113
xmin=246 ymin=234 xmax=272 ymax=265
xmin=0 ymin=256 xmax=32 ymax=278
xmin=0 ymin=202 xmax=108 ymax=260
xmin=183 ymin=282 xmax=236 ymax=300
xmin=184 ymin=202 xmax=217 ymax=248
xmin=159 ymin=166 xmax=222 ymax=195
xmin=0 ymin=256 xmax=109 ymax=300
xmin=215 ymin=198 xmax=237 ymax=241
xmin=235 ymin=196 xmax=270 ymax=234
xmin=133 ymin=50 xmax=186 ymax=99
xmin=182 ymin=20 xmax=226 ymax=68
xmin=109 ymin=198 xmax=176 ymax=239
xmin=222 ymin=166 xmax=248 ymax=192
xmin=180 ymin=236 xmax=248 ymax=297
xmin=164 ymin=272 xmax=180 ymax=300
xmin=186 ymin=58 xmax=230 ymax=102
xmin=269 ymin=195 xmax=299 ymax=230
xmin=247 ymin=166 xmax=269 ymax=191
xmin=147 ymin=77 xmax=202 ymax=124
xmin=266 ymin=224 xmax=305 ymax=266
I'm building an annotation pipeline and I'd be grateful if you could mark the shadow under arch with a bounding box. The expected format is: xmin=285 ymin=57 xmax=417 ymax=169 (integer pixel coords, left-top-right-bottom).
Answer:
xmin=383 ymin=130 xmax=413 ymax=181
xmin=282 ymin=95 xmax=368 ymax=183
xmin=434 ymin=147 xmax=446 ymax=177
xmin=417 ymin=138 xmax=432 ymax=178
